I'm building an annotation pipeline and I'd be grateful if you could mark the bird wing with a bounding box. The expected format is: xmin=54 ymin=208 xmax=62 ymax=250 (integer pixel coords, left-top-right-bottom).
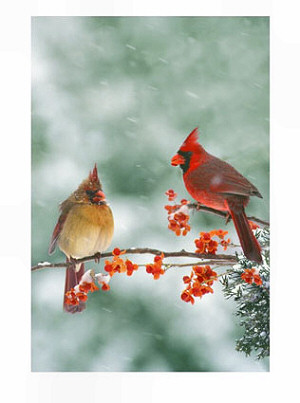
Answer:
xmin=188 ymin=157 xmax=262 ymax=198
xmin=48 ymin=211 xmax=68 ymax=255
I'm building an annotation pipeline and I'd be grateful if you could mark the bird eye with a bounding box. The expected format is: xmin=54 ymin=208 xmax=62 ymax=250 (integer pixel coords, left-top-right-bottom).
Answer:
xmin=85 ymin=189 xmax=106 ymax=204
xmin=86 ymin=190 xmax=94 ymax=197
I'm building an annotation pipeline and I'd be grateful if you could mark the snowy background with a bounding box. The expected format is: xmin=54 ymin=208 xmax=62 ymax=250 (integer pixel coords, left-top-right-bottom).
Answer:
xmin=31 ymin=17 xmax=269 ymax=371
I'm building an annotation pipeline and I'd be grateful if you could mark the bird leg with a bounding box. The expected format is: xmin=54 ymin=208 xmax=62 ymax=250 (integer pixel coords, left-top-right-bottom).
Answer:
xmin=68 ymin=256 xmax=78 ymax=268
xmin=195 ymin=202 xmax=202 ymax=211
xmin=225 ymin=212 xmax=232 ymax=225
xmin=94 ymin=252 xmax=101 ymax=264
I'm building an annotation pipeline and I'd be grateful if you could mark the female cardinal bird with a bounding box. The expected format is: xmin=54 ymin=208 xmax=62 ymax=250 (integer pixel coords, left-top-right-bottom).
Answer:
xmin=49 ymin=164 xmax=114 ymax=313
xmin=171 ymin=128 xmax=263 ymax=263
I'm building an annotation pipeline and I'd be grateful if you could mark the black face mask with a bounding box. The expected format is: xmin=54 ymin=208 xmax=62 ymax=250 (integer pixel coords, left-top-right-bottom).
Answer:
xmin=177 ymin=150 xmax=192 ymax=173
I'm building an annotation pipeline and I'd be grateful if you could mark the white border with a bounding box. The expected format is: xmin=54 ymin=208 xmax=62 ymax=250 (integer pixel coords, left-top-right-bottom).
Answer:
xmin=1 ymin=1 xmax=299 ymax=402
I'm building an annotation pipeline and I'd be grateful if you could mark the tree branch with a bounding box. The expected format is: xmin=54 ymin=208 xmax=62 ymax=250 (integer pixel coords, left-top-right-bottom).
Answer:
xmin=188 ymin=202 xmax=269 ymax=227
xmin=31 ymin=248 xmax=238 ymax=272
xmin=31 ymin=205 xmax=267 ymax=272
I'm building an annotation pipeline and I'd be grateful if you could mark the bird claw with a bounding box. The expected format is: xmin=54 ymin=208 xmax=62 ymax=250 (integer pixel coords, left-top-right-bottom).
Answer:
xmin=68 ymin=256 xmax=78 ymax=268
xmin=225 ymin=213 xmax=232 ymax=225
xmin=94 ymin=252 xmax=101 ymax=264
xmin=195 ymin=203 xmax=201 ymax=211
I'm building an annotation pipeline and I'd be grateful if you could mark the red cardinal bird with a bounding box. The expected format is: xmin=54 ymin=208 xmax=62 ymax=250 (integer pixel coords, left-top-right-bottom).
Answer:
xmin=171 ymin=128 xmax=262 ymax=263
xmin=49 ymin=164 xmax=114 ymax=313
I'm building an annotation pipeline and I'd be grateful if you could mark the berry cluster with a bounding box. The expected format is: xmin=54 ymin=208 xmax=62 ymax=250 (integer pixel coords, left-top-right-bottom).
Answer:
xmin=165 ymin=189 xmax=177 ymax=201
xmin=165 ymin=189 xmax=191 ymax=236
xmin=65 ymin=248 xmax=140 ymax=307
xmin=241 ymin=268 xmax=263 ymax=286
xmin=65 ymin=269 xmax=105 ymax=307
xmin=146 ymin=253 xmax=165 ymax=280
xmin=194 ymin=229 xmax=231 ymax=254
xmin=181 ymin=265 xmax=218 ymax=304
xmin=104 ymin=248 xmax=138 ymax=277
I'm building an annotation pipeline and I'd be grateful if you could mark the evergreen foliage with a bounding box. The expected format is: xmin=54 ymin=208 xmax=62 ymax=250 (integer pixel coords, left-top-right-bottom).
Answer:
xmin=221 ymin=227 xmax=270 ymax=359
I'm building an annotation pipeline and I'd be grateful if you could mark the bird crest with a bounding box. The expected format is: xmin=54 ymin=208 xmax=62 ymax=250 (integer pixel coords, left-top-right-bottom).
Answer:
xmin=183 ymin=127 xmax=199 ymax=148
xmin=89 ymin=163 xmax=99 ymax=183
xmin=178 ymin=127 xmax=203 ymax=155
xmin=73 ymin=163 xmax=103 ymax=196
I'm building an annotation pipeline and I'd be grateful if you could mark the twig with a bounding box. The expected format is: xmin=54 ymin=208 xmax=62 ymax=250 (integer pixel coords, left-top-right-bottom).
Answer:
xmin=188 ymin=202 xmax=269 ymax=227
xmin=31 ymin=248 xmax=237 ymax=272
xmin=161 ymin=260 xmax=234 ymax=269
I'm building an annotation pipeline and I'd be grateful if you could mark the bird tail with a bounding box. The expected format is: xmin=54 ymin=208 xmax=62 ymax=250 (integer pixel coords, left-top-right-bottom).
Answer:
xmin=228 ymin=203 xmax=262 ymax=264
xmin=63 ymin=261 xmax=86 ymax=313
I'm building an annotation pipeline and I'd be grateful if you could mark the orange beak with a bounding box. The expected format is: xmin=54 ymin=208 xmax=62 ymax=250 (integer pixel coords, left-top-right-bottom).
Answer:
xmin=171 ymin=153 xmax=185 ymax=166
xmin=93 ymin=190 xmax=106 ymax=203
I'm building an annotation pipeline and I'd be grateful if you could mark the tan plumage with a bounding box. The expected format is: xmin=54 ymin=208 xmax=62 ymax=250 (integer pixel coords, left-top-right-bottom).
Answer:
xmin=58 ymin=203 xmax=114 ymax=259
xmin=49 ymin=164 xmax=114 ymax=313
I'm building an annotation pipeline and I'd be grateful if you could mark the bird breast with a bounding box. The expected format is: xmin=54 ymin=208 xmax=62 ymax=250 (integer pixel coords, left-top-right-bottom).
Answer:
xmin=58 ymin=203 xmax=114 ymax=259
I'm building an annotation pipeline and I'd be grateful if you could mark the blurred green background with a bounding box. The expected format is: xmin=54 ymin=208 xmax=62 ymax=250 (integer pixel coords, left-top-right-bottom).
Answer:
xmin=31 ymin=17 xmax=269 ymax=372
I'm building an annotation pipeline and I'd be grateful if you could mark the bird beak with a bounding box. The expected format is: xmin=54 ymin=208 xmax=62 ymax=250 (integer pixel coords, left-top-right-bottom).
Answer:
xmin=171 ymin=153 xmax=185 ymax=166
xmin=95 ymin=190 xmax=106 ymax=198
xmin=93 ymin=190 xmax=106 ymax=203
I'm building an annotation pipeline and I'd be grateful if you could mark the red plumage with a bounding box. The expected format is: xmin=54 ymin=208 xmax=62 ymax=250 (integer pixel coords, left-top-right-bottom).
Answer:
xmin=171 ymin=128 xmax=262 ymax=263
